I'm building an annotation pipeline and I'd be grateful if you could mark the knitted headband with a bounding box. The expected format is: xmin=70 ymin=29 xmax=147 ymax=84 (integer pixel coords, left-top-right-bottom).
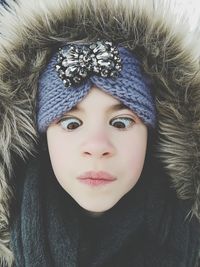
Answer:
xmin=37 ymin=41 xmax=156 ymax=132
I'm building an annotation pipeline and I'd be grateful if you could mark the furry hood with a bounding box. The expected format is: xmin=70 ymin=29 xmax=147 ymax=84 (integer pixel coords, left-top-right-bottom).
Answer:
xmin=0 ymin=0 xmax=200 ymax=265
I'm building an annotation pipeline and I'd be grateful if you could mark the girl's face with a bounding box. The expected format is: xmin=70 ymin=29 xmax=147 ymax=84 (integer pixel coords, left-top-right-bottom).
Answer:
xmin=47 ymin=86 xmax=148 ymax=214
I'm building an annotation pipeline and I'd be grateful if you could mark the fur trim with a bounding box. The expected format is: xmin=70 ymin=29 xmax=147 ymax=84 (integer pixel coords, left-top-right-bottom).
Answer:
xmin=0 ymin=0 xmax=200 ymax=265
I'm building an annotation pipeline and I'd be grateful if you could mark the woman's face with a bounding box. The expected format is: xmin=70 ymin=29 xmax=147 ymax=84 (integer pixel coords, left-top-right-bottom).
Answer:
xmin=47 ymin=86 xmax=148 ymax=214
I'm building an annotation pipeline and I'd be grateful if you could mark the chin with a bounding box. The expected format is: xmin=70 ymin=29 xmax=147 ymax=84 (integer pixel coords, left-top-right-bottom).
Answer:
xmin=76 ymin=197 xmax=119 ymax=213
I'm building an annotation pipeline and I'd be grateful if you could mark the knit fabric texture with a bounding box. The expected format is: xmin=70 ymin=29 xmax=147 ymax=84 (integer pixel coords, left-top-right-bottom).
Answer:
xmin=37 ymin=46 xmax=156 ymax=132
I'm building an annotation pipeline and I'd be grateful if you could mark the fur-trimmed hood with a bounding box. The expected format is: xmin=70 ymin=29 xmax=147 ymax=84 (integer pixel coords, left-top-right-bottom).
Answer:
xmin=0 ymin=0 xmax=200 ymax=265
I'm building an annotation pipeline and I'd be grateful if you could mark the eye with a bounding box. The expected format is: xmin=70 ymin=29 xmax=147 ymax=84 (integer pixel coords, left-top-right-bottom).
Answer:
xmin=110 ymin=117 xmax=134 ymax=129
xmin=58 ymin=117 xmax=82 ymax=130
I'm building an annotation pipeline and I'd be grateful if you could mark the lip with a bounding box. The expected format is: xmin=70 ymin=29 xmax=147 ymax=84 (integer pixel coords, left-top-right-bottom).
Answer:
xmin=77 ymin=171 xmax=117 ymax=186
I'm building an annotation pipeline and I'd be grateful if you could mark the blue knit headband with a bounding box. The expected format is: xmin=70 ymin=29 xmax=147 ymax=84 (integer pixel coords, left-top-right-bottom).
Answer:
xmin=37 ymin=41 xmax=156 ymax=132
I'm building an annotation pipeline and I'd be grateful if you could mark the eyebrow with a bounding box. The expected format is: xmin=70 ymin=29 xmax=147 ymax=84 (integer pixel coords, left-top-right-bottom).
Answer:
xmin=69 ymin=103 xmax=130 ymax=113
xmin=107 ymin=103 xmax=130 ymax=112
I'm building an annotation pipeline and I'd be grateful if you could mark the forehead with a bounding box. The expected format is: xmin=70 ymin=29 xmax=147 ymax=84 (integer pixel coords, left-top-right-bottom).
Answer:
xmin=69 ymin=86 xmax=130 ymax=112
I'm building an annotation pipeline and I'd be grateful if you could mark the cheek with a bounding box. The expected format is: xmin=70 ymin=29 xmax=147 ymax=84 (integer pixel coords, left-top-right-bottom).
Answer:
xmin=121 ymin=129 xmax=147 ymax=178
xmin=47 ymin=129 xmax=73 ymax=177
xmin=126 ymin=147 xmax=146 ymax=176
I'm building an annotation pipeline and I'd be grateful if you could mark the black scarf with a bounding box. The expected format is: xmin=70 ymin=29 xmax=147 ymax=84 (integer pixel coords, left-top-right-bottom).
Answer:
xmin=10 ymin=153 xmax=200 ymax=267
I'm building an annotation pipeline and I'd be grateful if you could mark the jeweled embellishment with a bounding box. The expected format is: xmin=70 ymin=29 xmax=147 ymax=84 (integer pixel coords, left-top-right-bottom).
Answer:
xmin=55 ymin=40 xmax=122 ymax=88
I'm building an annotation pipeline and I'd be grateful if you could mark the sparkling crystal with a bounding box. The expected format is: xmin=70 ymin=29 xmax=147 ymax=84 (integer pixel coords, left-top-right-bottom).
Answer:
xmin=73 ymin=76 xmax=81 ymax=83
xmin=57 ymin=56 xmax=63 ymax=63
xmin=96 ymin=52 xmax=110 ymax=59
xmin=92 ymin=58 xmax=98 ymax=66
xmin=62 ymin=59 xmax=69 ymax=67
xmin=63 ymin=79 xmax=70 ymax=87
xmin=83 ymin=55 xmax=90 ymax=63
xmin=110 ymin=70 xmax=118 ymax=78
xmin=101 ymin=69 xmax=109 ymax=77
xmin=93 ymin=43 xmax=106 ymax=53
xmin=115 ymin=64 xmax=121 ymax=70
xmin=59 ymin=70 xmax=65 ymax=76
xmin=105 ymin=41 xmax=112 ymax=45
xmin=98 ymin=60 xmax=111 ymax=67
xmin=80 ymin=69 xmax=87 ymax=77
xmin=55 ymin=65 xmax=61 ymax=71
xmin=68 ymin=65 xmax=78 ymax=74
xmin=65 ymin=68 xmax=73 ymax=77
xmin=93 ymin=66 xmax=100 ymax=73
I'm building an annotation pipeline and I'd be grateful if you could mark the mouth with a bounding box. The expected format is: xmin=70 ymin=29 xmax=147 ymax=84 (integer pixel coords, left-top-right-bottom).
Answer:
xmin=77 ymin=171 xmax=117 ymax=186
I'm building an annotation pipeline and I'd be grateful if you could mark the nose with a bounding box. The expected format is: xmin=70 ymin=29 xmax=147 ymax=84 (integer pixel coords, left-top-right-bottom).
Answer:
xmin=81 ymin=132 xmax=115 ymax=159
